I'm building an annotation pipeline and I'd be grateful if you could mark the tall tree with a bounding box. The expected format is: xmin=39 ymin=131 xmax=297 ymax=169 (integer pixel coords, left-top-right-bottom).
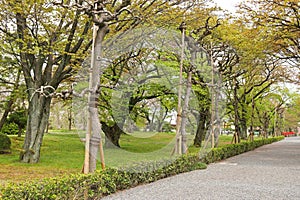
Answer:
xmin=0 ymin=55 xmax=23 ymax=130
xmin=0 ymin=0 xmax=94 ymax=163
xmin=212 ymin=18 xmax=286 ymax=141
xmin=65 ymin=0 xmax=196 ymax=171
xmin=0 ymin=0 xmax=194 ymax=164
xmin=240 ymin=0 xmax=300 ymax=79
xmin=98 ymin=49 xmax=176 ymax=147
xmin=284 ymin=93 xmax=300 ymax=131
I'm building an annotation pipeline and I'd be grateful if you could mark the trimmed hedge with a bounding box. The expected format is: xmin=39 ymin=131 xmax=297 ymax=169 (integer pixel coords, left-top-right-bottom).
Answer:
xmin=0 ymin=155 xmax=206 ymax=200
xmin=201 ymin=136 xmax=284 ymax=164
xmin=0 ymin=136 xmax=284 ymax=199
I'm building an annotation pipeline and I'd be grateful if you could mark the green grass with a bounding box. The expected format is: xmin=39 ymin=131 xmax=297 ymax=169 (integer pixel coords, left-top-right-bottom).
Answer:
xmin=121 ymin=132 xmax=175 ymax=153
xmin=0 ymin=130 xmax=259 ymax=184
xmin=104 ymin=132 xmax=177 ymax=168
xmin=0 ymin=131 xmax=85 ymax=184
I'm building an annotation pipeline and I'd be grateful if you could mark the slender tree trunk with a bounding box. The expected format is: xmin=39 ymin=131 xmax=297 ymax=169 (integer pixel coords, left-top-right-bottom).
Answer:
xmin=84 ymin=24 xmax=108 ymax=173
xmin=233 ymin=82 xmax=241 ymax=143
xmin=20 ymin=95 xmax=52 ymax=163
xmin=240 ymin=101 xmax=248 ymax=139
xmin=45 ymin=122 xmax=49 ymax=133
xmin=181 ymin=70 xmax=192 ymax=154
xmin=156 ymin=107 xmax=168 ymax=132
xmin=262 ymin=112 xmax=270 ymax=138
xmin=18 ymin=126 xmax=22 ymax=137
xmin=213 ymin=69 xmax=222 ymax=147
xmin=193 ymin=109 xmax=209 ymax=147
xmin=148 ymin=107 xmax=157 ymax=131
xmin=68 ymin=104 xmax=72 ymax=131
xmin=0 ymin=100 xmax=14 ymax=130
xmin=0 ymin=69 xmax=21 ymax=130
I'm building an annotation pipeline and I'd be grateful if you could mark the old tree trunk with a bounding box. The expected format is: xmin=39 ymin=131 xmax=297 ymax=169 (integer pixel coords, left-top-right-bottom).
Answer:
xmin=12 ymin=2 xmax=92 ymax=163
xmin=20 ymin=94 xmax=52 ymax=162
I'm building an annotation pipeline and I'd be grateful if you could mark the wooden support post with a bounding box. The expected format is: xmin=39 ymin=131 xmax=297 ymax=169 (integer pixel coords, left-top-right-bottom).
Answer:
xmin=175 ymin=21 xmax=186 ymax=155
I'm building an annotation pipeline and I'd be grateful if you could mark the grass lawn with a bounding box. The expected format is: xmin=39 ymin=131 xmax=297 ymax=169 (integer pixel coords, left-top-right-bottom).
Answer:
xmin=0 ymin=130 xmax=250 ymax=184
xmin=0 ymin=131 xmax=85 ymax=184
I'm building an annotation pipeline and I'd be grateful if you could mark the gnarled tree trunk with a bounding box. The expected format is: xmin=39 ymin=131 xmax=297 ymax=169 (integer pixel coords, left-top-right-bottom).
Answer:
xmin=101 ymin=122 xmax=123 ymax=148
xmin=20 ymin=95 xmax=52 ymax=163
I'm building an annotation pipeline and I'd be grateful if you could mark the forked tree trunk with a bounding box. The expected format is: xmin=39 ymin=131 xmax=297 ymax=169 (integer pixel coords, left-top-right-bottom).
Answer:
xmin=20 ymin=95 xmax=52 ymax=163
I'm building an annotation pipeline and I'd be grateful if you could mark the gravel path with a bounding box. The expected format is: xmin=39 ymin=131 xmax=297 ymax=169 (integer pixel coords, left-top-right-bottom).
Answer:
xmin=102 ymin=137 xmax=300 ymax=200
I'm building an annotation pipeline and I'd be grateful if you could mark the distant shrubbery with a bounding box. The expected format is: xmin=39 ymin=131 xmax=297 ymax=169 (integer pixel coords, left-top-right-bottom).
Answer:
xmin=202 ymin=136 xmax=284 ymax=164
xmin=0 ymin=109 xmax=27 ymax=136
xmin=0 ymin=136 xmax=284 ymax=199
xmin=5 ymin=109 xmax=27 ymax=136
xmin=0 ymin=133 xmax=11 ymax=154
xmin=0 ymin=123 xmax=19 ymax=135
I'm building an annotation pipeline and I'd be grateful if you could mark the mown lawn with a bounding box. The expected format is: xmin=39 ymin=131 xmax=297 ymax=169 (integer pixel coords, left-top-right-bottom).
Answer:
xmin=0 ymin=130 xmax=248 ymax=184
xmin=0 ymin=131 xmax=85 ymax=184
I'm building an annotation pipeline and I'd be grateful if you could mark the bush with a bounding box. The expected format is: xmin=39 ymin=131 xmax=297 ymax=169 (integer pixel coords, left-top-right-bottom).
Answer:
xmin=0 ymin=136 xmax=284 ymax=199
xmin=7 ymin=109 xmax=27 ymax=135
xmin=162 ymin=122 xmax=174 ymax=132
xmin=0 ymin=155 xmax=207 ymax=199
xmin=0 ymin=123 xmax=19 ymax=135
xmin=0 ymin=133 xmax=11 ymax=154
xmin=201 ymin=136 xmax=284 ymax=164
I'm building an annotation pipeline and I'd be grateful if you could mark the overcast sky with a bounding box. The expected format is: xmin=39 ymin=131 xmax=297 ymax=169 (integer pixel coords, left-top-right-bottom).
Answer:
xmin=213 ymin=0 xmax=242 ymax=13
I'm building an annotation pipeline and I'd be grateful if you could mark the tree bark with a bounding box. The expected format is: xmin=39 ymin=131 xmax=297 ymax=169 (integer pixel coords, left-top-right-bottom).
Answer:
xmin=193 ymin=108 xmax=209 ymax=147
xmin=240 ymin=100 xmax=248 ymax=139
xmin=18 ymin=126 xmax=22 ymax=137
xmin=20 ymin=95 xmax=52 ymax=163
xmin=0 ymin=99 xmax=14 ymax=131
xmin=84 ymin=23 xmax=108 ymax=173
xmin=156 ymin=106 xmax=168 ymax=132
xmin=262 ymin=112 xmax=270 ymax=138
xmin=0 ymin=69 xmax=21 ymax=130
xmin=101 ymin=122 xmax=123 ymax=148
xmin=180 ymin=70 xmax=192 ymax=154
xmin=68 ymin=104 xmax=72 ymax=131
xmin=233 ymin=81 xmax=241 ymax=143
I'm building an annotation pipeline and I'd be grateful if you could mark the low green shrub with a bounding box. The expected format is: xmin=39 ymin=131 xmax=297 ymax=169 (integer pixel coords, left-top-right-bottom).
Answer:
xmin=0 ymin=155 xmax=206 ymax=200
xmin=0 ymin=136 xmax=283 ymax=199
xmin=201 ymin=136 xmax=284 ymax=164
xmin=0 ymin=133 xmax=11 ymax=154
xmin=0 ymin=123 xmax=19 ymax=135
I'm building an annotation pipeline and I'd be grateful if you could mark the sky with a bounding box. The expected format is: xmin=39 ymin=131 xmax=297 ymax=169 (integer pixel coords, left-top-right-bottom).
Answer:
xmin=213 ymin=0 xmax=243 ymax=13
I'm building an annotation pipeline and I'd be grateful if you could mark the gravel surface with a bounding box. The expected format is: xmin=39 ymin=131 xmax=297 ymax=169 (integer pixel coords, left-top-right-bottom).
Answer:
xmin=102 ymin=137 xmax=300 ymax=200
